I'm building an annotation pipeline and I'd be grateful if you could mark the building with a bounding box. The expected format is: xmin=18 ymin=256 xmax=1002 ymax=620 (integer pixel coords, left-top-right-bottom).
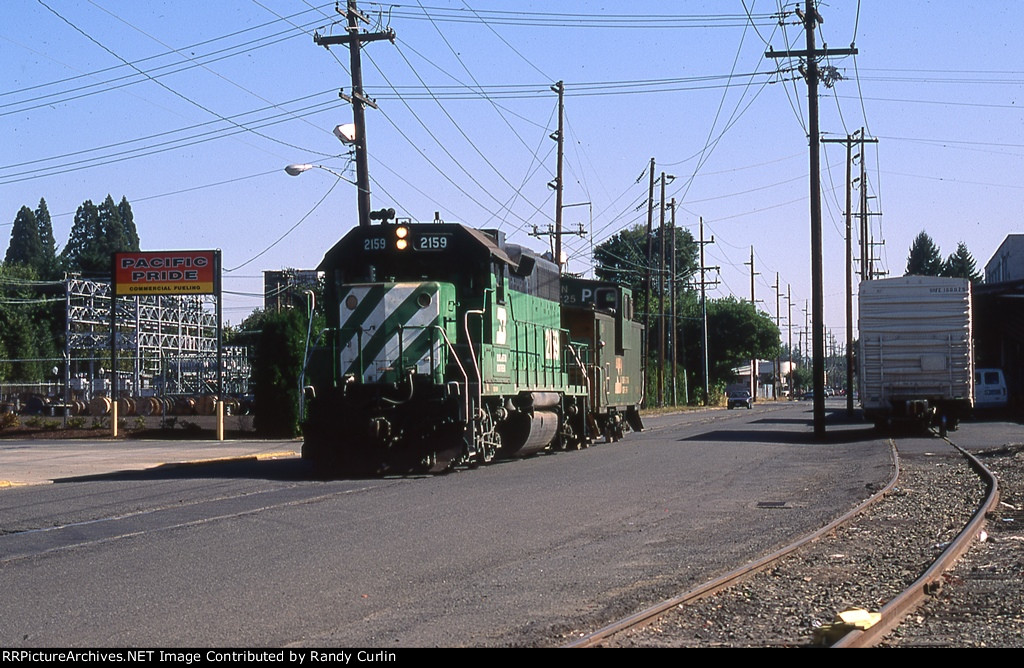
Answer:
xmin=976 ymin=235 xmax=1024 ymax=412
xmin=984 ymin=234 xmax=1024 ymax=284
xmin=263 ymin=269 xmax=320 ymax=312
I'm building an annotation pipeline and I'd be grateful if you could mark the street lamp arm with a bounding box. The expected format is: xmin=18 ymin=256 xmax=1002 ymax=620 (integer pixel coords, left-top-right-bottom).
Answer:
xmin=284 ymin=163 xmax=356 ymax=185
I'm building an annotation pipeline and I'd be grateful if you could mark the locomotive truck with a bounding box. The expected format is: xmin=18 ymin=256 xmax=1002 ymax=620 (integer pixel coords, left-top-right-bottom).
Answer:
xmin=301 ymin=220 xmax=643 ymax=474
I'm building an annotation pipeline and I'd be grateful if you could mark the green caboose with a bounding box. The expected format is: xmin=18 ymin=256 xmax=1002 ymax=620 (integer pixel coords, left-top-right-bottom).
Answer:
xmin=561 ymin=277 xmax=645 ymax=440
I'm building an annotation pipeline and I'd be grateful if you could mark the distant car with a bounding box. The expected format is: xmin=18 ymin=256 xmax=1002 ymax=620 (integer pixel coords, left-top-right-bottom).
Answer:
xmin=801 ymin=391 xmax=814 ymax=400
xmin=727 ymin=391 xmax=753 ymax=409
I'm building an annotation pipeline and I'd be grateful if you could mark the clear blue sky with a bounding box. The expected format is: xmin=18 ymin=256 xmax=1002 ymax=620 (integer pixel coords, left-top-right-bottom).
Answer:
xmin=3 ymin=1 xmax=1022 ymax=337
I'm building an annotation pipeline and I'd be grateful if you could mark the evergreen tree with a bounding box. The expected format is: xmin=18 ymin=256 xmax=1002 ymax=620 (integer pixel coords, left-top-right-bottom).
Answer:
xmin=34 ymin=198 xmax=58 ymax=279
xmin=61 ymin=195 xmax=141 ymax=274
xmin=4 ymin=206 xmax=43 ymax=271
xmin=61 ymin=199 xmax=104 ymax=274
xmin=941 ymin=241 xmax=982 ymax=283
xmin=117 ymin=196 xmax=140 ymax=251
xmin=98 ymin=195 xmax=124 ymax=251
xmin=905 ymin=231 xmax=944 ymax=276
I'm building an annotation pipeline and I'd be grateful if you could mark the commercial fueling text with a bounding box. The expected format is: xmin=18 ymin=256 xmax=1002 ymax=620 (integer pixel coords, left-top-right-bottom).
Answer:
xmin=1 ymin=650 xmax=398 ymax=665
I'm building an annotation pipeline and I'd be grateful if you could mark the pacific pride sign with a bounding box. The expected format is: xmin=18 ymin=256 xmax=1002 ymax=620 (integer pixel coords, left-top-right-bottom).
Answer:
xmin=114 ymin=250 xmax=219 ymax=295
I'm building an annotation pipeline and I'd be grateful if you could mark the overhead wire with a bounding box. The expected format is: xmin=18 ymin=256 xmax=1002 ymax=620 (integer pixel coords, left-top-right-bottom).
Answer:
xmin=5 ymin=5 xmax=327 ymax=116
xmin=225 ymin=174 xmax=343 ymax=272
xmin=34 ymin=0 xmax=332 ymax=163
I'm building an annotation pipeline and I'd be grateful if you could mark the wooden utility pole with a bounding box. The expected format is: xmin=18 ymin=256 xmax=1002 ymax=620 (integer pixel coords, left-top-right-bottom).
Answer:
xmin=657 ymin=172 xmax=671 ymax=406
xmin=744 ymin=246 xmax=760 ymax=398
xmin=767 ymin=0 xmax=856 ymax=436
xmin=697 ymin=217 xmax=719 ymax=404
xmin=314 ymin=0 xmax=395 ymax=228
xmin=643 ymin=157 xmax=655 ymax=403
xmin=774 ymin=272 xmax=782 ymax=400
xmin=787 ymin=284 xmax=794 ymax=398
xmin=670 ymin=198 xmax=679 ymax=406
xmin=823 ymin=129 xmax=877 ymax=415
xmin=551 ymin=81 xmax=565 ymax=270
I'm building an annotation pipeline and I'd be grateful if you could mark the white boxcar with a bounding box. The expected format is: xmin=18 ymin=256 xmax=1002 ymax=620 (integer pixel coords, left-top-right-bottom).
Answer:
xmin=858 ymin=276 xmax=973 ymax=434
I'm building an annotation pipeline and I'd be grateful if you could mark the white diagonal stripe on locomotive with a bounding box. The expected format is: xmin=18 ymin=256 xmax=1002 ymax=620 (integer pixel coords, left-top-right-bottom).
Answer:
xmin=339 ymin=283 xmax=442 ymax=383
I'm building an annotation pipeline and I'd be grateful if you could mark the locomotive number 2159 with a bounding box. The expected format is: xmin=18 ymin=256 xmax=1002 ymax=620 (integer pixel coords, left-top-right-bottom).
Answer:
xmin=416 ymin=235 xmax=449 ymax=251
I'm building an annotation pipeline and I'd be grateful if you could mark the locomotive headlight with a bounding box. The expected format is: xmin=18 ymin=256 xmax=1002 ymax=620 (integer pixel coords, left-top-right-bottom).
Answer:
xmin=395 ymin=226 xmax=409 ymax=250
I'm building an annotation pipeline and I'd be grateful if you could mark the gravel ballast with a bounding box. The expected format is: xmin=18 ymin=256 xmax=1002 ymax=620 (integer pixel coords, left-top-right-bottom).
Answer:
xmin=610 ymin=440 xmax=1024 ymax=648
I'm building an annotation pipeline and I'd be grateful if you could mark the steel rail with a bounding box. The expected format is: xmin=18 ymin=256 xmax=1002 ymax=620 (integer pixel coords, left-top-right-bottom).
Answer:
xmin=833 ymin=437 xmax=999 ymax=648
xmin=564 ymin=439 xmax=902 ymax=648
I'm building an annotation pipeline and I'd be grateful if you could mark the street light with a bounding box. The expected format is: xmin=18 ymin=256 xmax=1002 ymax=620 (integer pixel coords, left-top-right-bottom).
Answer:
xmin=284 ymin=163 xmax=356 ymax=184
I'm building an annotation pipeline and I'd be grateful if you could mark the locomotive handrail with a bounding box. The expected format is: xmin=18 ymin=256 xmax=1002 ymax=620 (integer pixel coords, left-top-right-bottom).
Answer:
xmin=464 ymin=295 xmax=489 ymax=419
xmin=566 ymin=342 xmax=590 ymax=407
xmin=433 ymin=325 xmax=469 ymax=425
xmin=592 ymin=364 xmax=603 ymax=413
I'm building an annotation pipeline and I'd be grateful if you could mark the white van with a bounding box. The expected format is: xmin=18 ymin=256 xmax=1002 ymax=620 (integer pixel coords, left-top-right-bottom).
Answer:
xmin=974 ymin=368 xmax=1008 ymax=410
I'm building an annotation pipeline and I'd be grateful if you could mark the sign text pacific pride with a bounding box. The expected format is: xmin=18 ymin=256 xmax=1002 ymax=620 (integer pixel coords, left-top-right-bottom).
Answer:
xmin=114 ymin=250 xmax=218 ymax=295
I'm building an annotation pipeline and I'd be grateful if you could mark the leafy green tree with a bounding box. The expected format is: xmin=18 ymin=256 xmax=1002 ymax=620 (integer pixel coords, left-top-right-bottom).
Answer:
xmin=594 ymin=224 xmax=698 ymax=304
xmin=252 ymin=308 xmax=306 ymax=438
xmin=791 ymin=365 xmax=812 ymax=394
xmin=5 ymin=206 xmax=44 ymax=272
xmin=905 ymin=231 xmax=943 ymax=276
xmin=677 ymin=296 xmax=781 ymax=397
xmin=0 ymin=265 xmax=60 ymax=382
xmin=941 ymin=241 xmax=982 ymax=283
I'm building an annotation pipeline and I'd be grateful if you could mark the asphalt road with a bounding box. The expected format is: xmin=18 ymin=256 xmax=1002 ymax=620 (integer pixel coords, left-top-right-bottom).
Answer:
xmin=1 ymin=400 xmax=893 ymax=647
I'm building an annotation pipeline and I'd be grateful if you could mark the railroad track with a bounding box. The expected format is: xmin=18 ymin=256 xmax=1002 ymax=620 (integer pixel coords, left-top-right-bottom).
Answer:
xmin=565 ymin=433 xmax=1001 ymax=648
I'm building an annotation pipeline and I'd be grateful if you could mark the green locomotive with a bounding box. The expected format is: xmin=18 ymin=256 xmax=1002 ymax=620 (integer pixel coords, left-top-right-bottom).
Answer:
xmin=301 ymin=220 xmax=643 ymax=474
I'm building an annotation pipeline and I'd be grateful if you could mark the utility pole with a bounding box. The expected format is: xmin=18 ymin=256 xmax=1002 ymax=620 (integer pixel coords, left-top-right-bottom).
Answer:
xmin=860 ymin=143 xmax=869 ymax=280
xmin=657 ymin=172 xmax=674 ymax=406
xmin=744 ymin=246 xmax=761 ymax=398
xmin=823 ymin=129 xmax=876 ymax=415
xmin=529 ymin=222 xmax=586 ymax=261
xmin=773 ymin=272 xmax=781 ymax=400
xmin=314 ymin=0 xmax=395 ymax=228
xmin=551 ymin=81 xmax=565 ymax=271
xmin=804 ymin=299 xmax=810 ymax=375
xmin=697 ymin=217 xmax=719 ymax=404
xmin=670 ymin=198 xmax=679 ymax=407
xmin=767 ymin=0 xmax=856 ymax=436
xmin=787 ymin=284 xmax=794 ymax=399
xmin=643 ymin=157 xmax=655 ymax=405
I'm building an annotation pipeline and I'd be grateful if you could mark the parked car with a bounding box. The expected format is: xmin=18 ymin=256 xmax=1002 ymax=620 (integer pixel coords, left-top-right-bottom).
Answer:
xmin=974 ymin=368 xmax=1008 ymax=410
xmin=727 ymin=391 xmax=753 ymax=409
